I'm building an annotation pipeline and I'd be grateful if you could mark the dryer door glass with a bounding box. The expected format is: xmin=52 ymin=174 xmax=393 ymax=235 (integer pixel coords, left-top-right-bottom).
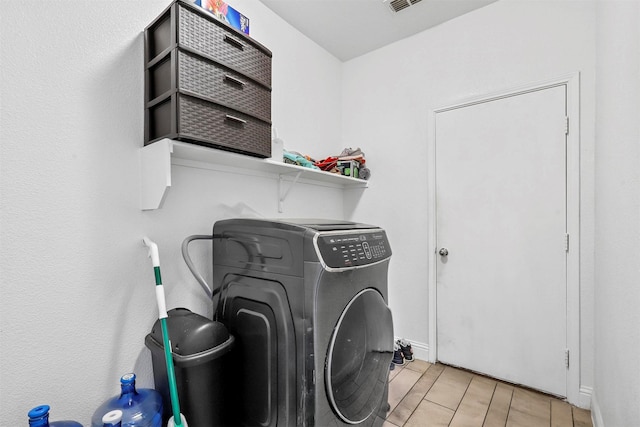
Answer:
xmin=326 ymin=288 xmax=394 ymax=424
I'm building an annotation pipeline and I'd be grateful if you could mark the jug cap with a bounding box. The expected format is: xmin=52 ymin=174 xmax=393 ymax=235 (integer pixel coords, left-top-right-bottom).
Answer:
xmin=102 ymin=409 xmax=123 ymax=424
xmin=120 ymin=373 xmax=136 ymax=385
xmin=28 ymin=405 xmax=50 ymax=420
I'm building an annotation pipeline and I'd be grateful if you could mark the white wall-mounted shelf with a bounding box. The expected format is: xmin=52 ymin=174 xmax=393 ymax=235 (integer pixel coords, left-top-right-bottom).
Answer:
xmin=140 ymin=139 xmax=368 ymax=211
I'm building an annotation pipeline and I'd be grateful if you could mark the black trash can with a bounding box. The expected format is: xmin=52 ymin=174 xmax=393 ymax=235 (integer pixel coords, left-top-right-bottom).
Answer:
xmin=145 ymin=308 xmax=234 ymax=427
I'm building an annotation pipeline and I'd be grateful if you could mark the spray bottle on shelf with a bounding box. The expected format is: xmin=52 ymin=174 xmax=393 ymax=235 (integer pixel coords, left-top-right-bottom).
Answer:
xmin=27 ymin=405 xmax=83 ymax=427
xmin=271 ymin=127 xmax=284 ymax=162
xmin=90 ymin=373 xmax=162 ymax=427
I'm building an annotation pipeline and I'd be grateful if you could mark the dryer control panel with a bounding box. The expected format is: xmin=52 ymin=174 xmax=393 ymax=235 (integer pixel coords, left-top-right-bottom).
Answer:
xmin=315 ymin=230 xmax=392 ymax=269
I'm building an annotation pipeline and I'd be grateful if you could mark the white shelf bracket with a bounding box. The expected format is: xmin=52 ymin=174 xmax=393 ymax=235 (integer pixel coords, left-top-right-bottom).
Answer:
xmin=278 ymin=171 xmax=303 ymax=213
xmin=140 ymin=139 xmax=173 ymax=210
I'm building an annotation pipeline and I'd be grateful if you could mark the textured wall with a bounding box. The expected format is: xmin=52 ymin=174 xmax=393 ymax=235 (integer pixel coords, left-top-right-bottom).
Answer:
xmin=341 ymin=0 xmax=596 ymax=407
xmin=0 ymin=0 xmax=344 ymax=424
xmin=3 ymin=0 xmax=638 ymax=425
xmin=593 ymin=0 xmax=640 ymax=425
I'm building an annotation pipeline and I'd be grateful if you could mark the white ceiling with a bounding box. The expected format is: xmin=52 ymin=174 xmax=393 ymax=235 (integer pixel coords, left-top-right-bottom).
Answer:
xmin=257 ymin=0 xmax=498 ymax=61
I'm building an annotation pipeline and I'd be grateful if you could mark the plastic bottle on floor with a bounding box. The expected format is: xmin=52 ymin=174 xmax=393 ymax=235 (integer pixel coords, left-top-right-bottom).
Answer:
xmin=90 ymin=373 xmax=162 ymax=427
xmin=27 ymin=405 xmax=83 ymax=427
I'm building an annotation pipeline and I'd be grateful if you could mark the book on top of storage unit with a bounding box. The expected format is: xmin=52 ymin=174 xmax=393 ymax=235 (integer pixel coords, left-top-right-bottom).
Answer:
xmin=194 ymin=0 xmax=250 ymax=35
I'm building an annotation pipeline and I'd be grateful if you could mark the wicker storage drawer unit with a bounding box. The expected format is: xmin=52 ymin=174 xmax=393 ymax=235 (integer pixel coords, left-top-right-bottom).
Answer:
xmin=148 ymin=49 xmax=271 ymax=123
xmin=144 ymin=0 xmax=272 ymax=158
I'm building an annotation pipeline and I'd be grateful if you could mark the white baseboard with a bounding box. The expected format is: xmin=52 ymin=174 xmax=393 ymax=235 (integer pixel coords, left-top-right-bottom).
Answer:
xmin=590 ymin=389 xmax=605 ymax=427
xmin=578 ymin=386 xmax=593 ymax=409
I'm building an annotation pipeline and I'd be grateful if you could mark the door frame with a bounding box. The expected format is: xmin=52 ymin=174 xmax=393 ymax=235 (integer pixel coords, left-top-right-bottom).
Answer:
xmin=426 ymin=73 xmax=582 ymax=404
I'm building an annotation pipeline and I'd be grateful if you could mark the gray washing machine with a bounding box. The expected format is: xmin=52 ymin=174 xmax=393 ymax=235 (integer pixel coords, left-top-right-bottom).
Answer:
xmin=211 ymin=218 xmax=394 ymax=427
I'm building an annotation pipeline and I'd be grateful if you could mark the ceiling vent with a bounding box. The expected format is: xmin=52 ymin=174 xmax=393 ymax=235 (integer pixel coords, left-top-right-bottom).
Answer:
xmin=387 ymin=0 xmax=422 ymax=13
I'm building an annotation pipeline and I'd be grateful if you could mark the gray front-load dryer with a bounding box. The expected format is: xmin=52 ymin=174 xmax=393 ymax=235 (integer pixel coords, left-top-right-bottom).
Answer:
xmin=211 ymin=218 xmax=394 ymax=427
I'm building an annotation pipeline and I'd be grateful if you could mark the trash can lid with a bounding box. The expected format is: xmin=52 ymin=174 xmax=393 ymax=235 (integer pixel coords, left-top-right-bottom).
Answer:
xmin=148 ymin=308 xmax=230 ymax=356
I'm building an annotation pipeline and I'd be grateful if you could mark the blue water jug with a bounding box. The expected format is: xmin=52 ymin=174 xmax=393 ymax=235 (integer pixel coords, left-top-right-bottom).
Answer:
xmin=28 ymin=405 xmax=83 ymax=427
xmin=90 ymin=373 xmax=162 ymax=427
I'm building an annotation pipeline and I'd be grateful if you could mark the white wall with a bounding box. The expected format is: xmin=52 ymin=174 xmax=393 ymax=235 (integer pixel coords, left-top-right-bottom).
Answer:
xmin=3 ymin=0 xmax=639 ymax=425
xmin=341 ymin=0 xmax=596 ymax=406
xmin=592 ymin=0 xmax=640 ymax=425
xmin=0 ymin=1 xmax=344 ymax=425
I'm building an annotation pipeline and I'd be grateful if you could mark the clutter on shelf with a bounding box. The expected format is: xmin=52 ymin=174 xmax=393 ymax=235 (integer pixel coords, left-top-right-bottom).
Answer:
xmin=283 ymin=150 xmax=320 ymax=170
xmin=315 ymin=147 xmax=371 ymax=180
xmin=276 ymin=146 xmax=371 ymax=180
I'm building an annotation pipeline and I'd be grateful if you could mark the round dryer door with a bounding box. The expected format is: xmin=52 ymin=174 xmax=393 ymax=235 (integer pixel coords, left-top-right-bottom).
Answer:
xmin=326 ymin=288 xmax=394 ymax=424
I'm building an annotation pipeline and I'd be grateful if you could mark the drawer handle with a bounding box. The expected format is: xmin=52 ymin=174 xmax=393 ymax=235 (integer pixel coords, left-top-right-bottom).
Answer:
xmin=225 ymin=114 xmax=247 ymax=124
xmin=223 ymin=34 xmax=244 ymax=50
xmin=224 ymin=74 xmax=246 ymax=87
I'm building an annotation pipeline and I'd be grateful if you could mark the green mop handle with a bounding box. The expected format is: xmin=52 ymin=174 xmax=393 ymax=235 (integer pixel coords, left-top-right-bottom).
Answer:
xmin=155 ymin=268 xmax=183 ymax=427
xmin=144 ymin=238 xmax=184 ymax=427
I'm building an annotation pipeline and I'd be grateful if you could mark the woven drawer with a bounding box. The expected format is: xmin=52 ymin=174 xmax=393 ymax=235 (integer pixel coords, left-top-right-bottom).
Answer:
xmin=146 ymin=0 xmax=272 ymax=88
xmin=147 ymin=48 xmax=271 ymax=123
xmin=146 ymin=92 xmax=271 ymax=158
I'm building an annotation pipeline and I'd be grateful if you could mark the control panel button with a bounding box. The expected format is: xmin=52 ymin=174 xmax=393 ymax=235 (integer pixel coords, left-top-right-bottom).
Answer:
xmin=363 ymin=242 xmax=372 ymax=259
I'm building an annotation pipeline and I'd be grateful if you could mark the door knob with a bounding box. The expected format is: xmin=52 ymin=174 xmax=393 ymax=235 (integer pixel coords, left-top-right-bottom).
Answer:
xmin=439 ymin=248 xmax=449 ymax=257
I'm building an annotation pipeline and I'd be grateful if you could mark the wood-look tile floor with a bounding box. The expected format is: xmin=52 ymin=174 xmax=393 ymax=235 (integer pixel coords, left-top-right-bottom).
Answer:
xmin=384 ymin=360 xmax=592 ymax=427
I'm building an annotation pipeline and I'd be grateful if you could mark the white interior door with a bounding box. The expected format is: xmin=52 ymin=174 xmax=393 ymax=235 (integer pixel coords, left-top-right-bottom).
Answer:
xmin=435 ymin=85 xmax=568 ymax=397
